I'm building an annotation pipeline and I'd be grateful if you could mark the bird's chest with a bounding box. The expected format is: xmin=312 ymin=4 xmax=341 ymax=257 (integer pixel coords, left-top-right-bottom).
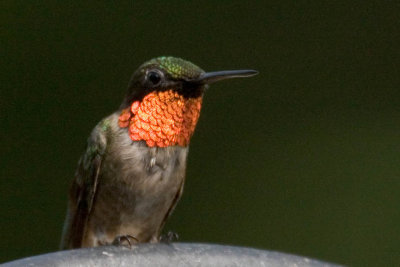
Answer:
xmin=96 ymin=140 xmax=188 ymax=221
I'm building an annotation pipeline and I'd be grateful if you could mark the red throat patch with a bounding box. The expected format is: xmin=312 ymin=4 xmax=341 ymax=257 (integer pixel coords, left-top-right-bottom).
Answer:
xmin=118 ymin=90 xmax=202 ymax=147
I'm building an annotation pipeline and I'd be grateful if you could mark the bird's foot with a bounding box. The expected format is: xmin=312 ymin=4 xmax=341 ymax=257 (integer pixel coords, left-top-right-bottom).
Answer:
xmin=160 ymin=231 xmax=179 ymax=243
xmin=112 ymin=234 xmax=139 ymax=248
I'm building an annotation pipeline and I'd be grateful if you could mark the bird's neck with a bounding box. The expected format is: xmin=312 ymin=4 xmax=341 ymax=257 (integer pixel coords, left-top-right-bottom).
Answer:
xmin=119 ymin=90 xmax=202 ymax=147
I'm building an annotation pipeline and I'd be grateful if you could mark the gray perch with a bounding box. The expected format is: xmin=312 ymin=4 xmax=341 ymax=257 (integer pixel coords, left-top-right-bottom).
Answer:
xmin=3 ymin=243 xmax=342 ymax=267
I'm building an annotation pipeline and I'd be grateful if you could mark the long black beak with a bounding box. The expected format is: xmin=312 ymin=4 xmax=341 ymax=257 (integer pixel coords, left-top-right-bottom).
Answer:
xmin=190 ymin=69 xmax=258 ymax=85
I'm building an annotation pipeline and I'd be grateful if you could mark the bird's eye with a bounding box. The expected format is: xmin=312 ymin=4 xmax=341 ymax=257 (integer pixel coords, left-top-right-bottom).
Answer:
xmin=146 ymin=70 xmax=163 ymax=87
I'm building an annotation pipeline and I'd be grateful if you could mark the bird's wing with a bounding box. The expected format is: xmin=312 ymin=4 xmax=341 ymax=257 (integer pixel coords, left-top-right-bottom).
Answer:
xmin=60 ymin=121 xmax=108 ymax=249
xmin=157 ymin=176 xmax=185 ymax=239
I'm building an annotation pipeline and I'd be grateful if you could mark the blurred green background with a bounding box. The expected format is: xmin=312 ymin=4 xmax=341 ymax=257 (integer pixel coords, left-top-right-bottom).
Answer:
xmin=1 ymin=1 xmax=399 ymax=266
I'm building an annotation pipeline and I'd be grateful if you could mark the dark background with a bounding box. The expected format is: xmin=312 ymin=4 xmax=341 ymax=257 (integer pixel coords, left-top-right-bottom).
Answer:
xmin=1 ymin=1 xmax=399 ymax=266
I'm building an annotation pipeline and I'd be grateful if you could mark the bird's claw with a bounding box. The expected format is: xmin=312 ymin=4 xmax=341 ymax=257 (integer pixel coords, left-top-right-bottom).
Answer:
xmin=112 ymin=234 xmax=138 ymax=248
xmin=160 ymin=231 xmax=179 ymax=243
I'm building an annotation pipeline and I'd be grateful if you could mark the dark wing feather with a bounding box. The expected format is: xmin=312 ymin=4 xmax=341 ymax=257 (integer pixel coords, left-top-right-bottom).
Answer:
xmin=60 ymin=123 xmax=107 ymax=249
xmin=156 ymin=177 xmax=185 ymax=239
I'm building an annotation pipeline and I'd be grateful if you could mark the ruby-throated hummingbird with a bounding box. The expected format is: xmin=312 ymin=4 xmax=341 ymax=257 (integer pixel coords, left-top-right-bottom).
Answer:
xmin=60 ymin=56 xmax=258 ymax=249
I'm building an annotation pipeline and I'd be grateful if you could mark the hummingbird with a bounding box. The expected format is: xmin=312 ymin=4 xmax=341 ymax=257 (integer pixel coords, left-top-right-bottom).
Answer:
xmin=60 ymin=56 xmax=258 ymax=249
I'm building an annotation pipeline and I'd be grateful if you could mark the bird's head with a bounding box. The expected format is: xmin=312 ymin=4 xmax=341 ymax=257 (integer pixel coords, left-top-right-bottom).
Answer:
xmin=119 ymin=56 xmax=257 ymax=147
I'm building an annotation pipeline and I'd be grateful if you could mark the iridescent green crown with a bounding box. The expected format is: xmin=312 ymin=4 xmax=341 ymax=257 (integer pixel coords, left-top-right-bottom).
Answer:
xmin=143 ymin=56 xmax=204 ymax=80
